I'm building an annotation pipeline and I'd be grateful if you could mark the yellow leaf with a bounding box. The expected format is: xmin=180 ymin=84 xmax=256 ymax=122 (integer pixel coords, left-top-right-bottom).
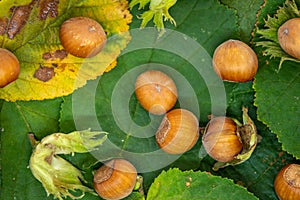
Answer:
xmin=0 ymin=0 xmax=132 ymax=101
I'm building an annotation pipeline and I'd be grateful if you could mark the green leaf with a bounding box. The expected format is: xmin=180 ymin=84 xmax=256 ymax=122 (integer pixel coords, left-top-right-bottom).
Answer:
xmin=220 ymin=0 xmax=265 ymax=42
xmin=253 ymin=59 xmax=300 ymax=159
xmin=0 ymin=0 xmax=132 ymax=101
xmin=0 ymin=99 xmax=62 ymax=200
xmin=146 ymin=168 xmax=258 ymax=199
xmin=253 ymin=0 xmax=300 ymax=159
xmin=125 ymin=192 xmax=145 ymax=200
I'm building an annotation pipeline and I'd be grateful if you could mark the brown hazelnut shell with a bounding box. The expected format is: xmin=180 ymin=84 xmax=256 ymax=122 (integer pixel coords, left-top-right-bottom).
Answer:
xmin=155 ymin=108 xmax=199 ymax=154
xmin=212 ymin=39 xmax=258 ymax=82
xmin=202 ymin=116 xmax=243 ymax=162
xmin=278 ymin=18 xmax=300 ymax=59
xmin=93 ymin=159 xmax=137 ymax=200
xmin=59 ymin=17 xmax=107 ymax=58
xmin=274 ymin=163 xmax=300 ymax=200
xmin=135 ymin=70 xmax=178 ymax=115
xmin=0 ymin=48 xmax=20 ymax=88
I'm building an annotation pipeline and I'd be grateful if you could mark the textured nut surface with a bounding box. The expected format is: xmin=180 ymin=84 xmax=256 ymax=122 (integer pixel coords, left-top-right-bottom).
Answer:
xmin=0 ymin=48 xmax=20 ymax=87
xmin=59 ymin=17 xmax=107 ymax=58
xmin=202 ymin=117 xmax=242 ymax=162
xmin=274 ymin=164 xmax=300 ymax=200
xmin=212 ymin=39 xmax=258 ymax=82
xmin=278 ymin=18 xmax=300 ymax=59
xmin=94 ymin=159 xmax=137 ymax=200
xmin=156 ymin=109 xmax=199 ymax=154
xmin=135 ymin=70 xmax=178 ymax=115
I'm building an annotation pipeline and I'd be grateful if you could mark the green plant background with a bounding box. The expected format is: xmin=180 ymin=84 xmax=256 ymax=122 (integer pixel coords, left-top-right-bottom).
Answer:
xmin=1 ymin=0 xmax=299 ymax=200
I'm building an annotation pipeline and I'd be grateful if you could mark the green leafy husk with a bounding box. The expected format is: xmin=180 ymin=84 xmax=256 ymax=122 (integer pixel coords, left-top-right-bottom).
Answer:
xmin=29 ymin=130 xmax=107 ymax=200
xmin=130 ymin=0 xmax=177 ymax=33
xmin=256 ymin=0 xmax=300 ymax=70
xmin=210 ymin=107 xmax=259 ymax=171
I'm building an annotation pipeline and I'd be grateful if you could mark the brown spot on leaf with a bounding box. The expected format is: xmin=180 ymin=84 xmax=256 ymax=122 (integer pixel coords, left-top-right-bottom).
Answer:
xmin=44 ymin=155 xmax=53 ymax=164
xmin=39 ymin=0 xmax=59 ymax=20
xmin=8 ymin=1 xmax=36 ymax=39
xmin=42 ymin=49 xmax=67 ymax=60
xmin=0 ymin=17 xmax=8 ymax=35
xmin=42 ymin=52 xmax=52 ymax=60
xmin=34 ymin=66 xmax=55 ymax=82
xmin=53 ymin=49 xmax=67 ymax=59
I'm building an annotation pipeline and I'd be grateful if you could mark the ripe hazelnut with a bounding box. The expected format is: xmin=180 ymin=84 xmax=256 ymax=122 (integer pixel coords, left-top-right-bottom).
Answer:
xmin=202 ymin=116 xmax=243 ymax=162
xmin=155 ymin=108 xmax=199 ymax=154
xmin=94 ymin=159 xmax=137 ymax=200
xmin=278 ymin=18 xmax=300 ymax=59
xmin=135 ymin=70 xmax=178 ymax=115
xmin=274 ymin=163 xmax=300 ymax=200
xmin=0 ymin=48 xmax=20 ymax=87
xmin=59 ymin=17 xmax=107 ymax=58
xmin=212 ymin=39 xmax=258 ymax=82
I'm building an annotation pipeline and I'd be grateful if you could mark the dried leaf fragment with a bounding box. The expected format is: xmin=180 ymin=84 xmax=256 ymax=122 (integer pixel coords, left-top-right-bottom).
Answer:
xmin=0 ymin=17 xmax=8 ymax=35
xmin=34 ymin=66 xmax=55 ymax=82
xmin=39 ymin=0 xmax=59 ymax=20
xmin=42 ymin=50 xmax=68 ymax=60
xmin=8 ymin=1 xmax=36 ymax=39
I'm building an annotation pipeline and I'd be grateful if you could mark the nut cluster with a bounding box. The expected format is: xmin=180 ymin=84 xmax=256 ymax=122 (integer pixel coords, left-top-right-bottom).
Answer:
xmin=135 ymin=70 xmax=200 ymax=155
xmin=92 ymin=70 xmax=200 ymax=199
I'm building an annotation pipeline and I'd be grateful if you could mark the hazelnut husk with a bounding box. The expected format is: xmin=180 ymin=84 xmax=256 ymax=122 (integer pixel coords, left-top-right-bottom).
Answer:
xmin=202 ymin=116 xmax=243 ymax=163
xmin=202 ymin=107 xmax=259 ymax=170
